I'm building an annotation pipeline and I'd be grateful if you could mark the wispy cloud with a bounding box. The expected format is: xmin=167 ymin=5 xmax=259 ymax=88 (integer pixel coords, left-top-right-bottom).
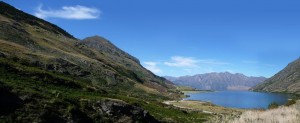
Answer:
xmin=164 ymin=56 xmax=199 ymax=67
xmin=34 ymin=4 xmax=101 ymax=20
xmin=164 ymin=56 xmax=228 ymax=67
xmin=145 ymin=56 xmax=229 ymax=76
xmin=144 ymin=62 xmax=162 ymax=74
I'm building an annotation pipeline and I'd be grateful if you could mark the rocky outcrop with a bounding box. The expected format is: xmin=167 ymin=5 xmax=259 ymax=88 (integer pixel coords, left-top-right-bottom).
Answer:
xmin=42 ymin=99 xmax=160 ymax=123
xmin=89 ymin=99 xmax=159 ymax=123
xmin=0 ymin=81 xmax=23 ymax=116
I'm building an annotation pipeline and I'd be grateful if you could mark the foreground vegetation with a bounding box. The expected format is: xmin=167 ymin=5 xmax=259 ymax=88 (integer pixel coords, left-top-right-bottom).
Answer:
xmin=0 ymin=57 xmax=211 ymax=122
xmin=230 ymin=100 xmax=300 ymax=123
xmin=164 ymin=100 xmax=243 ymax=123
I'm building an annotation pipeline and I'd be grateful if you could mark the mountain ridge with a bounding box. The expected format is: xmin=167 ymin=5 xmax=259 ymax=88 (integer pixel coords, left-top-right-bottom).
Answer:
xmin=251 ymin=57 xmax=300 ymax=94
xmin=81 ymin=35 xmax=140 ymax=64
xmin=165 ymin=72 xmax=267 ymax=91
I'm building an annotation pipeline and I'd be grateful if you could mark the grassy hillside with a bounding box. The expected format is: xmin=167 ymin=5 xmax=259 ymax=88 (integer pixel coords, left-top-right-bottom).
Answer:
xmin=0 ymin=57 xmax=210 ymax=122
xmin=0 ymin=1 xmax=178 ymax=101
xmin=251 ymin=58 xmax=300 ymax=95
xmin=0 ymin=1 xmax=211 ymax=122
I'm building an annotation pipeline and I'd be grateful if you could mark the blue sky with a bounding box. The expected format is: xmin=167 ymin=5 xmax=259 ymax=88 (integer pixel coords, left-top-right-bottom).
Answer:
xmin=3 ymin=0 xmax=300 ymax=77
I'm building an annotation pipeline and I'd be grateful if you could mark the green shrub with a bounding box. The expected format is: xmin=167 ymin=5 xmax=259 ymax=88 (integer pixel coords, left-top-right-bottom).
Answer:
xmin=268 ymin=102 xmax=279 ymax=109
xmin=285 ymin=99 xmax=297 ymax=106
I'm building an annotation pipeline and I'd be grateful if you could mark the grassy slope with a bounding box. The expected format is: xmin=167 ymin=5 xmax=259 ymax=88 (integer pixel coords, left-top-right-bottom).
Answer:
xmin=0 ymin=57 xmax=210 ymax=122
xmin=0 ymin=1 xmax=211 ymax=122
xmin=251 ymin=58 xmax=300 ymax=94
xmin=0 ymin=1 xmax=178 ymax=100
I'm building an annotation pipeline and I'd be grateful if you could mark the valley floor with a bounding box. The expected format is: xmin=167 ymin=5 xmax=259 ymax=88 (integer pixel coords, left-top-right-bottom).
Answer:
xmin=164 ymin=100 xmax=243 ymax=122
xmin=164 ymin=100 xmax=300 ymax=123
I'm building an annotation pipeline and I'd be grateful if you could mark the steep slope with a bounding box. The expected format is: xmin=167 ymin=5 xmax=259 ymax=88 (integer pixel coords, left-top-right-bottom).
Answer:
xmin=0 ymin=1 xmax=176 ymax=99
xmin=80 ymin=36 xmax=175 ymax=92
xmin=0 ymin=2 xmax=212 ymax=123
xmin=251 ymin=58 xmax=300 ymax=94
xmin=165 ymin=72 xmax=266 ymax=91
xmin=81 ymin=36 xmax=139 ymax=63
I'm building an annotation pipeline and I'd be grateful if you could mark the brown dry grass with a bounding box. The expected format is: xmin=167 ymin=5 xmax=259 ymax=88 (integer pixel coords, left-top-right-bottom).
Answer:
xmin=230 ymin=100 xmax=300 ymax=123
xmin=164 ymin=100 xmax=243 ymax=122
xmin=134 ymin=83 xmax=160 ymax=94
xmin=165 ymin=100 xmax=300 ymax=123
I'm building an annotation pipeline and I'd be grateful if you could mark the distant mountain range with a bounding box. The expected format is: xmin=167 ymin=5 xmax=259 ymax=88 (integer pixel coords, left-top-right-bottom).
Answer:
xmin=164 ymin=72 xmax=267 ymax=91
xmin=251 ymin=58 xmax=300 ymax=94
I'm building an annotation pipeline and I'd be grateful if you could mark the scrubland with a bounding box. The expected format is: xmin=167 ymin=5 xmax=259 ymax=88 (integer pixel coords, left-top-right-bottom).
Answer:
xmin=230 ymin=100 xmax=300 ymax=123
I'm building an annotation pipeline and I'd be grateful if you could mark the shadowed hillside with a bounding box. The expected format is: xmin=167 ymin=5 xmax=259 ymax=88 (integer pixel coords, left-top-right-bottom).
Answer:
xmin=251 ymin=58 xmax=300 ymax=94
xmin=0 ymin=1 xmax=211 ymax=122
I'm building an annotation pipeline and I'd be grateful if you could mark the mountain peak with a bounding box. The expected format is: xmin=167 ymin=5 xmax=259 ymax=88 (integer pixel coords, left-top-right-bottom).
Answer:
xmin=81 ymin=36 xmax=140 ymax=64
xmin=165 ymin=73 xmax=267 ymax=91
xmin=84 ymin=35 xmax=108 ymax=41
xmin=82 ymin=35 xmax=115 ymax=47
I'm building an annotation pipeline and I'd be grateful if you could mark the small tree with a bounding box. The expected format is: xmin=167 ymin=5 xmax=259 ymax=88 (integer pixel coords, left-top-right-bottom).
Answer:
xmin=268 ymin=102 xmax=279 ymax=109
xmin=285 ymin=99 xmax=296 ymax=106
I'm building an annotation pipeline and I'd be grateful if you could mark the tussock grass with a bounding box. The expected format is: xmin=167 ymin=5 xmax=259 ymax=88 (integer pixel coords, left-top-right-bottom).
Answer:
xmin=231 ymin=102 xmax=300 ymax=123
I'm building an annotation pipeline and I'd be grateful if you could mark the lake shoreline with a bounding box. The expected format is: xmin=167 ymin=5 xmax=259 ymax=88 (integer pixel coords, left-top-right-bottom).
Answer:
xmin=164 ymin=90 xmax=300 ymax=122
xmin=184 ymin=90 xmax=289 ymax=109
xmin=182 ymin=90 xmax=214 ymax=93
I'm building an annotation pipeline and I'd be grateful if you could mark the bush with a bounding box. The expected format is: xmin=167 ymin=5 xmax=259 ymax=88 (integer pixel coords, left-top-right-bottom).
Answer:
xmin=268 ymin=102 xmax=279 ymax=109
xmin=285 ymin=99 xmax=297 ymax=106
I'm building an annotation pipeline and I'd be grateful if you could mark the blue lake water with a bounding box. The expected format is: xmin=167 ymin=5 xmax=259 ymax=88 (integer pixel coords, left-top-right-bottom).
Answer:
xmin=184 ymin=91 xmax=289 ymax=109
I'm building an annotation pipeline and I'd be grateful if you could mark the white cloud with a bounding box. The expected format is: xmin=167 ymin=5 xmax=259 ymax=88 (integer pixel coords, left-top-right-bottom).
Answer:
xmin=144 ymin=56 xmax=229 ymax=76
xmin=144 ymin=62 xmax=162 ymax=74
xmin=34 ymin=4 xmax=100 ymax=20
xmin=164 ymin=56 xmax=228 ymax=67
xmin=164 ymin=56 xmax=199 ymax=67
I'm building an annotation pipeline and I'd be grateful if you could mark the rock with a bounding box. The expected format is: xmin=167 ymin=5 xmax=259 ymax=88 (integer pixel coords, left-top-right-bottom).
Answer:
xmin=88 ymin=99 xmax=160 ymax=123
xmin=0 ymin=81 xmax=23 ymax=116
xmin=0 ymin=52 xmax=6 ymax=58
